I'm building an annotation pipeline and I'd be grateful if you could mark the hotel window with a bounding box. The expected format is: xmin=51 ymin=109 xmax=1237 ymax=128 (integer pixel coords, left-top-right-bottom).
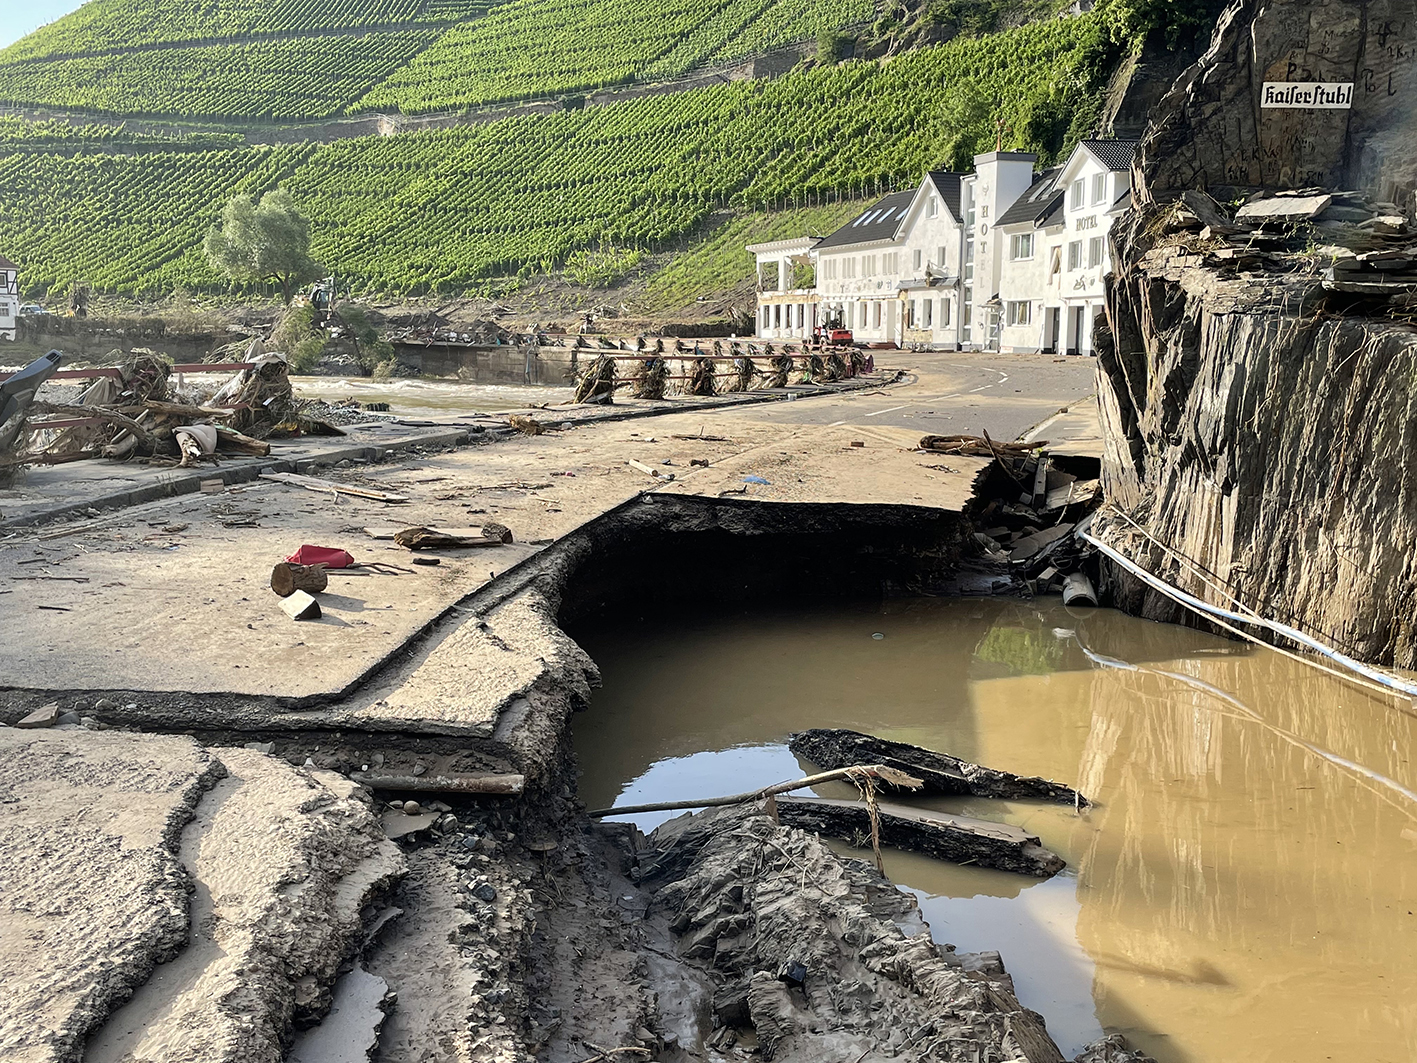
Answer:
xmin=1050 ymin=245 xmax=1062 ymax=277
xmin=913 ymin=248 xmax=922 ymax=271
xmin=936 ymin=245 xmax=946 ymax=267
xmin=1091 ymin=173 xmax=1107 ymax=205
xmin=928 ymin=197 xmax=939 ymax=218
xmin=1006 ymin=301 xmax=1032 ymax=326
xmin=908 ymin=300 xmax=917 ymax=328
xmin=1010 ymin=233 xmax=1034 ymax=260
xmin=1088 ymin=236 xmax=1103 ymax=268
xmin=922 ymin=299 xmax=933 ymax=328
xmin=1070 ymin=179 xmax=1085 ymax=210
xmin=940 ymin=299 xmax=951 ymax=326
xmin=872 ymin=302 xmax=881 ymax=328
xmin=1067 ymin=240 xmax=1082 ymax=270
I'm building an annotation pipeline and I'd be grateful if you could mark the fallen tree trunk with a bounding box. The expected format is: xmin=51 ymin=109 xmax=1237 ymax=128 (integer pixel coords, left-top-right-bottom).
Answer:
xmin=348 ymin=771 xmax=525 ymax=795
xmin=773 ymin=795 xmax=1065 ymax=878
xmin=788 ymin=728 xmax=1087 ymax=806
xmin=29 ymin=401 xmax=155 ymax=451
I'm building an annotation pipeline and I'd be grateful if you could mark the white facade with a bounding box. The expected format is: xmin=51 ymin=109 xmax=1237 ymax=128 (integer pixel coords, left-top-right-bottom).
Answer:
xmin=0 ymin=256 xmax=17 ymax=341
xmin=747 ymin=139 xmax=1137 ymax=356
xmin=746 ymin=236 xmax=819 ymax=340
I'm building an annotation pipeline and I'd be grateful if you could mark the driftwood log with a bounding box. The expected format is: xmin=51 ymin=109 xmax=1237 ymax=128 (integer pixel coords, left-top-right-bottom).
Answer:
xmin=29 ymin=401 xmax=155 ymax=451
xmin=214 ymin=425 xmax=271 ymax=455
xmin=270 ymin=562 xmax=329 ymax=597
xmin=773 ymin=796 xmax=1065 ymax=877
xmin=788 ymin=728 xmax=1087 ymax=806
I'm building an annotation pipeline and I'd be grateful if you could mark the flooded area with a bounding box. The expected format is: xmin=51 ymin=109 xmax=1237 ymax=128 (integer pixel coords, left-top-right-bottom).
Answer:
xmin=571 ymin=598 xmax=1417 ymax=1063
xmin=289 ymin=376 xmax=572 ymax=415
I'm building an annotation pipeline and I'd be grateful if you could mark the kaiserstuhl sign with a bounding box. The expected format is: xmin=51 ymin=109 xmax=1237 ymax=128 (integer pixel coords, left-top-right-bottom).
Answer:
xmin=1261 ymin=82 xmax=1354 ymax=109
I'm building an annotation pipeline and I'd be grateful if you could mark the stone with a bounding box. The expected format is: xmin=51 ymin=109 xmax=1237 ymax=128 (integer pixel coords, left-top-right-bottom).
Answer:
xmin=79 ymin=717 xmax=102 ymax=730
xmin=54 ymin=712 xmax=82 ymax=727
xmin=402 ymin=800 xmax=421 ymax=815
xmin=472 ymin=883 xmax=497 ymax=902
xmin=244 ymin=741 xmax=275 ymax=753
xmin=1234 ymin=195 xmax=1332 ymax=223
xmin=16 ymin=703 xmax=60 ymax=728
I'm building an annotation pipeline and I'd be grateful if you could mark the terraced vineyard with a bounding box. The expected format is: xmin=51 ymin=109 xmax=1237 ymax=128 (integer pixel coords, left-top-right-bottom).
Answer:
xmin=0 ymin=144 xmax=313 ymax=293
xmin=0 ymin=0 xmax=487 ymax=60
xmin=359 ymin=0 xmax=872 ymax=112
xmin=0 ymin=33 xmax=440 ymax=120
xmin=0 ymin=17 xmax=1108 ymax=298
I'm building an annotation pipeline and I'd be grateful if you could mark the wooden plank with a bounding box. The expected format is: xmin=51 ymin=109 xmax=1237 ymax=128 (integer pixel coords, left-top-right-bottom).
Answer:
xmin=259 ymin=472 xmax=408 ymax=503
xmin=774 ymin=796 xmax=1065 ymax=877
xmin=1044 ymin=478 xmax=1100 ymax=511
xmin=788 ymin=728 xmax=1086 ymax=805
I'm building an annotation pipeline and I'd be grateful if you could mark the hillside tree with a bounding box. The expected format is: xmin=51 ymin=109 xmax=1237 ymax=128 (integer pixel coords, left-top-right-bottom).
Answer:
xmin=204 ymin=189 xmax=321 ymax=305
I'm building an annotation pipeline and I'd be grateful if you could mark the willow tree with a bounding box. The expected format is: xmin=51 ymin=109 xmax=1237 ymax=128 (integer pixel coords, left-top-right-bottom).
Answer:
xmin=204 ymin=189 xmax=321 ymax=305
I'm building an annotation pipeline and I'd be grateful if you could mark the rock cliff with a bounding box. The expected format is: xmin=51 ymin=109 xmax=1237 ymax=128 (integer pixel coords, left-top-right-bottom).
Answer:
xmin=1097 ymin=0 xmax=1417 ymax=667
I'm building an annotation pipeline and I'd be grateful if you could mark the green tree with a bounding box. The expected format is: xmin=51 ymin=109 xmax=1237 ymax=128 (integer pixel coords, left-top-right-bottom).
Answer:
xmin=204 ymin=189 xmax=320 ymax=305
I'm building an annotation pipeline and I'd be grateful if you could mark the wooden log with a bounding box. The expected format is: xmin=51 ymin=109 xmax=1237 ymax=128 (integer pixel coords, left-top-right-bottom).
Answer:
xmin=259 ymin=471 xmax=408 ymax=503
xmin=348 ymin=771 xmax=526 ymax=795
xmin=787 ymin=728 xmax=1087 ymax=806
xmin=773 ymin=795 xmax=1065 ymax=878
xmin=278 ymin=590 xmax=322 ymax=620
xmin=214 ymin=426 xmax=271 ymax=455
xmin=270 ymin=562 xmax=328 ymax=598
xmin=29 ymin=401 xmax=154 ymax=450
xmin=586 ymin=764 xmax=922 ymax=818
xmin=392 ymin=526 xmax=507 ymax=550
xmin=142 ymin=400 xmax=236 ymax=419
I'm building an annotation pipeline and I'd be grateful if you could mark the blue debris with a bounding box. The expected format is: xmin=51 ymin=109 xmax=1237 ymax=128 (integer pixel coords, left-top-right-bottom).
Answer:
xmin=743 ymin=475 xmax=770 ymax=485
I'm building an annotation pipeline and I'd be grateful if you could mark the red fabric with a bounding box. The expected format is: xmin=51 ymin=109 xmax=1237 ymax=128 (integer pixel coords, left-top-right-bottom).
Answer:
xmin=286 ymin=545 xmax=354 ymax=568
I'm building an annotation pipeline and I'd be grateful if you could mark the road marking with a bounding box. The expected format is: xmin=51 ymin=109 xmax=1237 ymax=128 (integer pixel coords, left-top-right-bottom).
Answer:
xmin=968 ymin=385 xmax=990 ymax=393
xmin=864 ymin=404 xmax=910 ymax=417
xmin=828 ymin=419 xmax=847 ymax=426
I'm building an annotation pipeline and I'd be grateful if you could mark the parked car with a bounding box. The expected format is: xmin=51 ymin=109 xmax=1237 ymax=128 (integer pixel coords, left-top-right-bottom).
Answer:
xmin=18 ymin=304 xmax=50 ymax=316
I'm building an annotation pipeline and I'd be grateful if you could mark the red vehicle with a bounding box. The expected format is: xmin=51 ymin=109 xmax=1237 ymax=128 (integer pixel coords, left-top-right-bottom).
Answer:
xmin=827 ymin=328 xmax=853 ymax=346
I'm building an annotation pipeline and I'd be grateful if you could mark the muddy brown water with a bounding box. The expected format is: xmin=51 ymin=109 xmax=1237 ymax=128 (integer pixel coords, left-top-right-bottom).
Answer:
xmin=570 ymin=597 xmax=1417 ymax=1063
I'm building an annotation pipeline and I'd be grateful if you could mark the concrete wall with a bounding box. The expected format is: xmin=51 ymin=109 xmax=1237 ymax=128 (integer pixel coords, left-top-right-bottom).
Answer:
xmin=403 ymin=343 xmax=578 ymax=385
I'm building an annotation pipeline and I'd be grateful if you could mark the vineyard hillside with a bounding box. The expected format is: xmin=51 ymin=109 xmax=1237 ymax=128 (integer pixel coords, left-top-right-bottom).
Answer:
xmin=0 ymin=14 xmax=1114 ymax=306
xmin=0 ymin=0 xmax=880 ymax=121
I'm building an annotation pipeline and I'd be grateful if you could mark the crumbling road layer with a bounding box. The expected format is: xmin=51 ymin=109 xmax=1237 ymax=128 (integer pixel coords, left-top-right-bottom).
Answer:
xmin=0 ymin=729 xmax=402 ymax=1063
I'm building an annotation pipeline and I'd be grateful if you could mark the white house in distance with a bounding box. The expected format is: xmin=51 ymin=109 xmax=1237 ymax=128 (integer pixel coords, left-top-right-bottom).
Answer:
xmin=749 ymin=139 xmax=1138 ymax=355
xmin=0 ymin=255 xmax=18 ymax=341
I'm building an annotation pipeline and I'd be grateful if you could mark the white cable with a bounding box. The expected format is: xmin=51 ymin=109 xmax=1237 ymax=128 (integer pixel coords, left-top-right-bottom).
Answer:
xmin=1079 ymin=529 xmax=1417 ymax=698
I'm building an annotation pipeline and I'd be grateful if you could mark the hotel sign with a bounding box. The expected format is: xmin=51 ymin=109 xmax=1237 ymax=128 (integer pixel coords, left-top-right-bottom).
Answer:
xmin=1261 ymin=82 xmax=1353 ymax=109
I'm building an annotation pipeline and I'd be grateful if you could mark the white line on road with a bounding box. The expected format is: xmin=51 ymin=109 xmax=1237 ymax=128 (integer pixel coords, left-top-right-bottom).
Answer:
xmin=864 ymin=404 xmax=910 ymax=417
xmin=828 ymin=419 xmax=847 ymax=426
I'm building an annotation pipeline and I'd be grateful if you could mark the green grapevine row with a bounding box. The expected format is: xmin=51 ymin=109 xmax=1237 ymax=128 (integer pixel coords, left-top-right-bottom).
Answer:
xmin=0 ymin=145 xmax=313 ymax=293
xmin=0 ymin=32 xmax=438 ymax=120
xmin=1 ymin=0 xmax=484 ymax=61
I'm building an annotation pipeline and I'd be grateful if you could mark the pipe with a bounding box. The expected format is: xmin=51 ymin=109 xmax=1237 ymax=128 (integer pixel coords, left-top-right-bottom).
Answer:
xmin=1080 ymin=530 xmax=1417 ymax=697
xmin=1061 ymin=571 xmax=1097 ymax=607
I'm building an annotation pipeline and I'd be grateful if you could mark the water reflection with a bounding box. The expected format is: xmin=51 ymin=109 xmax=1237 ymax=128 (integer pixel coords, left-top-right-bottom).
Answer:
xmin=570 ymin=598 xmax=1417 ymax=1062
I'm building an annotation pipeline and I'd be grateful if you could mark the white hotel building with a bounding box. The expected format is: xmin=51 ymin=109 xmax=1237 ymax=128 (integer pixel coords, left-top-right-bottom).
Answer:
xmin=748 ymin=139 xmax=1138 ymax=355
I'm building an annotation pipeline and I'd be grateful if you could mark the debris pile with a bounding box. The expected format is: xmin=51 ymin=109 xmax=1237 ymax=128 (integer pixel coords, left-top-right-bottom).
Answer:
xmin=928 ymin=434 xmax=1102 ymax=597
xmin=1143 ymin=187 xmax=1417 ymax=307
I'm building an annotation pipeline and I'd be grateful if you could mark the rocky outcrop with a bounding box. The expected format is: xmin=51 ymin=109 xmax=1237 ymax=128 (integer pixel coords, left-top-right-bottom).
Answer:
xmin=1138 ymin=0 xmax=1417 ymax=205
xmin=1097 ymin=0 xmax=1417 ymax=667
